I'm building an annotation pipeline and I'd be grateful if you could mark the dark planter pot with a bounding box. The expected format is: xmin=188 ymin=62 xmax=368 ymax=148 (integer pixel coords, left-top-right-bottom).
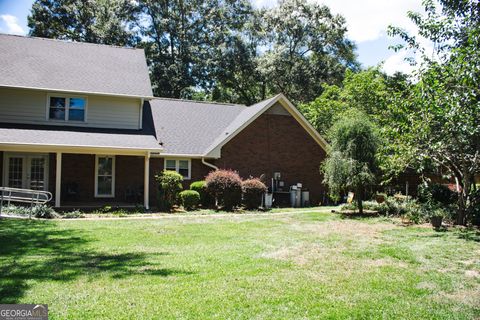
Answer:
xmin=430 ymin=216 xmax=443 ymax=229
xmin=375 ymin=195 xmax=386 ymax=203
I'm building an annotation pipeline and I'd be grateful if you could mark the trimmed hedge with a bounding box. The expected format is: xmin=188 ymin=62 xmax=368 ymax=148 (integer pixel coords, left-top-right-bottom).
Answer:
xmin=206 ymin=170 xmax=242 ymax=211
xmin=180 ymin=190 xmax=200 ymax=210
xmin=155 ymin=170 xmax=183 ymax=211
xmin=242 ymin=178 xmax=267 ymax=209
xmin=190 ymin=180 xmax=212 ymax=207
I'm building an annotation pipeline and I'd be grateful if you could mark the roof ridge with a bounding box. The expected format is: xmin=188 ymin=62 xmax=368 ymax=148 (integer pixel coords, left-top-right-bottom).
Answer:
xmin=0 ymin=33 xmax=141 ymax=51
xmin=152 ymin=96 xmax=246 ymax=107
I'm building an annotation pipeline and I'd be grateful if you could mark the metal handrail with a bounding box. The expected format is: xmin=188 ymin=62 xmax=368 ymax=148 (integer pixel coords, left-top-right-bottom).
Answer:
xmin=0 ymin=187 xmax=53 ymax=219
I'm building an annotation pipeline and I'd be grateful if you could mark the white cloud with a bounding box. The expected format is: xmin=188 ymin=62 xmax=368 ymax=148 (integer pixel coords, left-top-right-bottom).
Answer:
xmin=0 ymin=14 xmax=25 ymax=35
xmin=251 ymin=0 xmax=424 ymax=43
xmin=252 ymin=0 xmax=276 ymax=8
xmin=313 ymin=0 xmax=424 ymax=43
xmin=382 ymin=51 xmax=415 ymax=75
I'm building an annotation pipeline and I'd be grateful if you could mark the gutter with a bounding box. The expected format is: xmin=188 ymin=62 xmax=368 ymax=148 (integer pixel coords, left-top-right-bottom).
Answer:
xmin=202 ymin=157 xmax=218 ymax=170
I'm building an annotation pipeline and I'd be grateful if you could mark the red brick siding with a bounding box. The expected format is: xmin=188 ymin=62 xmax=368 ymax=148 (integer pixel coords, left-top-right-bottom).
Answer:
xmin=148 ymin=158 xmax=211 ymax=206
xmin=58 ymin=154 xmax=144 ymax=204
xmin=213 ymin=113 xmax=327 ymax=205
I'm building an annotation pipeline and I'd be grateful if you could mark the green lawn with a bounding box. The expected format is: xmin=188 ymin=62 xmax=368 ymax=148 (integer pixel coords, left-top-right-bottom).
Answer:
xmin=1 ymin=210 xmax=479 ymax=319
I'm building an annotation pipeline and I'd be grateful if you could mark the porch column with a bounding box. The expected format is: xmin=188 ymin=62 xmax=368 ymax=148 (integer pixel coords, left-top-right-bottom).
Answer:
xmin=55 ymin=152 xmax=62 ymax=207
xmin=144 ymin=153 xmax=150 ymax=210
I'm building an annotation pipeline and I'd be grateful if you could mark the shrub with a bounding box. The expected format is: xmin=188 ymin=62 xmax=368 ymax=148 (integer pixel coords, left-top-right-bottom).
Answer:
xmin=155 ymin=170 xmax=183 ymax=211
xmin=205 ymin=170 xmax=242 ymax=211
xmin=32 ymin=205 xmax=59 ymax=219
xmin=179 ymin=190 xmax=200 ymax=210
xmin=61 ymin=209 xmax=85 ymax=219
xmin=341 ymin=200 xmax=388 ymax=215
xmin=404 ymin=201 xmax=425 ymax=224
xmin=384 ymin=196 xmax=410 ymax=216
xmin=190 ymin=180 xmax=213 ymax=207
xmin=242 ymin=178 xmax=267 ymax=209
xmin=3 ymin=204 xmax=58 ymax=219
xmin=418 ymin=183 xmax=457 ymax=206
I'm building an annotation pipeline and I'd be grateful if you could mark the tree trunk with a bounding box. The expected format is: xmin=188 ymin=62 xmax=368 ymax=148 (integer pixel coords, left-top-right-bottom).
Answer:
xmin=356 ymin=187 xmax=364 ymax=215
xmin=456 ymin=173 xmax=474 ymax=225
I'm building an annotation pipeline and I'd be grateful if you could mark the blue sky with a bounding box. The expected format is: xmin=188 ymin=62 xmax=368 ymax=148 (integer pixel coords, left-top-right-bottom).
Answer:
xmin=0 ymin=0 xmax=425 ymax=74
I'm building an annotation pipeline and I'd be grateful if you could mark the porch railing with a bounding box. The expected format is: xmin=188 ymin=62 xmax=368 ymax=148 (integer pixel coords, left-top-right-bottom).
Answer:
xmin=0 ymin=187 xmax=53 ymax=219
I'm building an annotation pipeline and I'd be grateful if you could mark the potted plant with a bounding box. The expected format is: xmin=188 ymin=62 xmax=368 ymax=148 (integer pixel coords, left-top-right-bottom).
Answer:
xmin=375 ymin=193 xmax=387 ymax=204
xmin=426 ymin=206 xmax=448 ymax=229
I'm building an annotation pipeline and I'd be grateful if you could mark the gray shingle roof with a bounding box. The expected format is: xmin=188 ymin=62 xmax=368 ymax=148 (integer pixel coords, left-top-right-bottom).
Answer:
xmin=0 ymin=124 xmax=160 ymax=151
xmin=0 ymin=125 xmax=160 ymax=151
xmin=149 ymin=95 xmax=280 ymax=155
xmin=150 ymin=98 xmax=246 ymax=155
xmin=0 ymin=94 xmax=325 ymax=155
xmin=0 ymin=104 xmax=161 ymax=151
xmin=0 ymin=34 xmax=153 ymax=97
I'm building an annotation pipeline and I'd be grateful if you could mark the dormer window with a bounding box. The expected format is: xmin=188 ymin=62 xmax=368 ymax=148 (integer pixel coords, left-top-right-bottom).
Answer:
xmin=48 ymin=95 xmax=86 ymax=122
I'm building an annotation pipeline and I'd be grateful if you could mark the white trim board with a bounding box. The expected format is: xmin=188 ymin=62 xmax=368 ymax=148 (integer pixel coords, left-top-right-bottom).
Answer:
xmin=94 ymin=155 xmax=116 ymax=198
xmin=164 ymin=158 xmax=192 ymax=180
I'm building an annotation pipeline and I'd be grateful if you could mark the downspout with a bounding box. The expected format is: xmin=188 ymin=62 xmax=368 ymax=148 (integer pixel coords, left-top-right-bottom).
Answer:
xmin=202 ymin=157 xmax=218 ymax=170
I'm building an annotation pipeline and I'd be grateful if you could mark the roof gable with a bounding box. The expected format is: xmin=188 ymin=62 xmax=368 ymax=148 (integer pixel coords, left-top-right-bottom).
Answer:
xmin=148 ymin=94 xmax=328 ymax=158
xmin=0 ymin=34 xmax=153 ymax=98
xmin=204 ymin=94 xmax=328 ymax=158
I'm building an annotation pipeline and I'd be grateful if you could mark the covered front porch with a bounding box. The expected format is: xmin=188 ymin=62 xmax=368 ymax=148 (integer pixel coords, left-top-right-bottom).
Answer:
xmin=1 ymin=147 xmax=154 ymax=209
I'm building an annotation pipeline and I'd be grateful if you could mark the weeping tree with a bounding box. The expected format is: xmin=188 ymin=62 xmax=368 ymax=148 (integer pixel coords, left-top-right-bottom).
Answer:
xmin=322 ymin=110 xmax=380 ymax=214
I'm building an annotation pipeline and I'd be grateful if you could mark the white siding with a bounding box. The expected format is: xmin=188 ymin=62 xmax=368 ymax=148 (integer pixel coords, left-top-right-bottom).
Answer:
xmin=0 ymin=87 xmax=142 ymax=129
xmin=266 ymin=102 xmax=292 ymax=116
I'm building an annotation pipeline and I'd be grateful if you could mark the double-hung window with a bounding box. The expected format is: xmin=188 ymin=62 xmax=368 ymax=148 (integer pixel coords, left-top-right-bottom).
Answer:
xmin=164 ymin=159 xmax=191 ymax=179
xmin=48 ymin=95 xmax=86 ymax=122
xmin=95 ymin=156 xmax=115 ymax=197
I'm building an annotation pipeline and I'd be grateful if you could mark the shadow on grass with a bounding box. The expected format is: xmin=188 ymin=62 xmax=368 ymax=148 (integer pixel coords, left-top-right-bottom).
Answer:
xmin=456 ymin=227 xmax=480 ymax=242
xmin=0 ymin=219 xmax=191 ymax=303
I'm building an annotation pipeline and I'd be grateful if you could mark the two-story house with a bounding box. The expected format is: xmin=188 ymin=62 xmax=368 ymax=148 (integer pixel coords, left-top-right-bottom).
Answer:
xmin=0 ymin=34 xmax=329 ymax=209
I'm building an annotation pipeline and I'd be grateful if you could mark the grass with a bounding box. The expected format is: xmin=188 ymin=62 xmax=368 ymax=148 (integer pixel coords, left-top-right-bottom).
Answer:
xmin=0 ymin=209 xmax=479 ymax=319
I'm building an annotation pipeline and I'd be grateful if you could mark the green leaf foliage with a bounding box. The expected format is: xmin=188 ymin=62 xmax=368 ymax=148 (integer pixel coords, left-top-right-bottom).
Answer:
xmin=27 ymin=0 xmax=357 ymax=104
xmin=322 ymin=110 xmax=380 ymax=213
xmin=179 ymin=190 xmax=201 ymax=211
xmin=155 ymin=170 xmax=183 ymax=211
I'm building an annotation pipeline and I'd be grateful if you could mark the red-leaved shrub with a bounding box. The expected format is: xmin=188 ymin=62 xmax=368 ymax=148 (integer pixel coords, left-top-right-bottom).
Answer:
xmin=242 ymin=178 xmax=268 ymax=209
xmin=205 ymin=170 xmax=242 ymax=211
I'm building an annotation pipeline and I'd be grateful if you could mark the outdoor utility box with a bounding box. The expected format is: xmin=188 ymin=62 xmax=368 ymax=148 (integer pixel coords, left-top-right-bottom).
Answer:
xmin=301 ymin=190 xmax=310 ymax=207
xmin=290 ymin=185 xmax=302 ymax=207
xmin=264 ymin=193 xmax=273 ymax=209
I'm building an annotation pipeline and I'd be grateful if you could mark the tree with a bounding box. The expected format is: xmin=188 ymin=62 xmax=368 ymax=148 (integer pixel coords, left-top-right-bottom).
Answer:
xmin=137 ymin=0 xmax=254 ymax=99
xmin=28 ymin=0 xmax=256 ymax=101
xmin=299 ymin=68 xmax=390 ymax=137
xmin=322 ymin=110 xmax=380 ymax=214
xmin=257 ymin=0 xmax=358 ymax=104
xmin=28 ymin=0 xmax=138 ymax=46
xmin=27 ymin=0 xmax=358 ymax=104
xmin=388 ymin=0 xmax=480 ymax=225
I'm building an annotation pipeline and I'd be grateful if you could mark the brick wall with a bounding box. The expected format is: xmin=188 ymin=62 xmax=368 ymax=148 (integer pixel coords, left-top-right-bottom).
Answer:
xmin=213 ymin=113 xmax=327 ymax=205
xmin=148 ymin=158 xmax=210 ymax=207
xmin=59 ymin=154 xmax=144 ymax=205
xmin=148 ymin=113 xmax=328 ymax=206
